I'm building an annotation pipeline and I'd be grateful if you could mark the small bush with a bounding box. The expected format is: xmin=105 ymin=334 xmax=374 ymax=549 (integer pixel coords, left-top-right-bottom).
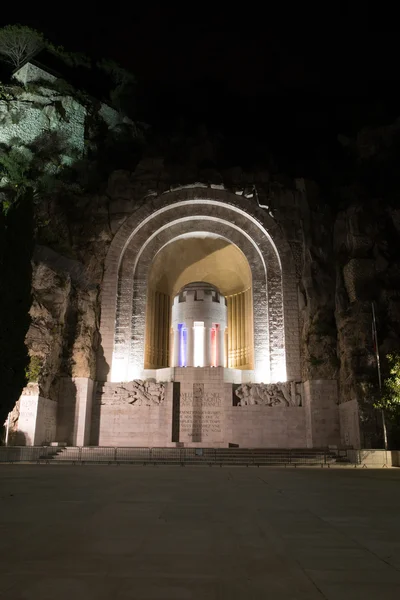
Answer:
xmin=25 ymin=355 xmax=42 ymax=382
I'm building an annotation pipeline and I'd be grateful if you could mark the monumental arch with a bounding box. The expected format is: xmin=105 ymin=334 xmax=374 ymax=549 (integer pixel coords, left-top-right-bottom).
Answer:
xmin=16 ymin=186 xmax=342 ymax=448
xmin=100 ymin=186 xmax=301 ymax=385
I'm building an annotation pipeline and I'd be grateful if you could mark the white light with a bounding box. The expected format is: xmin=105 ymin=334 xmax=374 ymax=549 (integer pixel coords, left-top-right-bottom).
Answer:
xmin=255 ymin=362 xmax=270 ymax=384
xmin=111 ymin=357 xmax=129 ymax=382
xmin=127 ymin=365 xmax=143 ymax=381
xmin=193 ymin=322 xmax=205 ymax=367
xmin=274 ymin=363 xmax=287 ymax=383
xmin=271 ymin=349 xmax=287 ymax=383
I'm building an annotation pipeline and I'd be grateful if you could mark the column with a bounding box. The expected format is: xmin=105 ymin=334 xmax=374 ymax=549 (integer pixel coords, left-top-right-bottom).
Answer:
xmin=240 ymin=292 xmax=245 ymax=366
xmin=227 ymin=298 xmax=233 ymax=368
xmin=204 ymin=326 xmax=211 ymax=366
xmin=218 ymin=326 xmax=225 ymax=366
xmin=164 ymin=295 xmax=170 ymax=367
xmin=187 ymin=321 xmax=194 ymax=367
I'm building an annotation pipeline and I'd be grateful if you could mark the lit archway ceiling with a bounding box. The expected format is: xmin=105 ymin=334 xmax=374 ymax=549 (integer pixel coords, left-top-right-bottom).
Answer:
xmin=148 ymin=233 xmax=252 ymax=297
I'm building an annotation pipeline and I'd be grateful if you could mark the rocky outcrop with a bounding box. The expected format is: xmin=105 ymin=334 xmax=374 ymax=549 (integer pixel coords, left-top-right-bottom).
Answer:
xmin=334 ymin=204 xmax=400 ymax=409
xmin=25 ymin=261 xmax=70 ymax=399
xmin=25 ymin=249 xmax=100 ymax=400
xmin=0 ymin=83 xmax=86 ymax=163
xmin=0 ymin=62 xmax=134 ymax=163
xmin=295 ymin=182 xmax=338 ymax=382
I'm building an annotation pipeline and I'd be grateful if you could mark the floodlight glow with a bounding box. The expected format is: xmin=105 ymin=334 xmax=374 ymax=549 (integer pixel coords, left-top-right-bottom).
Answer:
xmin=211 ymin=327 xmax=217 ymax=367
xmin=193 ymin=321 xmax=205 ymax=367
xmin=178 ymin=324 xmax=187 ymax=367
xmin=111 ymin=357 xmax=128 ymax=382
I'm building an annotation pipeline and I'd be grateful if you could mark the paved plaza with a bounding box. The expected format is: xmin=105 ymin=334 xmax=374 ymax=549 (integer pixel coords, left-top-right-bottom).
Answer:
xmin=0 ymin=465 xmax=399 ymax=599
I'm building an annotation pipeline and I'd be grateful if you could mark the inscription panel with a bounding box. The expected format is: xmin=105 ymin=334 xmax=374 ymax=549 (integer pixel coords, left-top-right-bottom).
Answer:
xmin=179 ymin=384 xmax=223 ymax=443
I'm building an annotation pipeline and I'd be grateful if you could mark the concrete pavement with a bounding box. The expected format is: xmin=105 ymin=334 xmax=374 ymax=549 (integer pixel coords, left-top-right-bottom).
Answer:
xmin=0 ymin=466 xmax=399 ymax=599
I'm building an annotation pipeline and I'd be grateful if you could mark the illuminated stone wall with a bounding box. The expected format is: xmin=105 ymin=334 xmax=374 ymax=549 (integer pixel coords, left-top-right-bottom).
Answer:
xmin=92 ymin=368 xmax=309 ymax=448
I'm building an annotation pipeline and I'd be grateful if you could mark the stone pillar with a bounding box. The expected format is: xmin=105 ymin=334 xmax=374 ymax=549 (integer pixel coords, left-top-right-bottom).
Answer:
xmin=17 ymin=386 xmax=57 ymax=446
xmin=187 ymin=322 xmax=194 ymax=367
xmin=204 ymin=326 xmax=211 ymax=366
xmin=304 ymin=380 xmax=340 ymax=447
xmin=56 ymin=377 xmax=94 ymax=446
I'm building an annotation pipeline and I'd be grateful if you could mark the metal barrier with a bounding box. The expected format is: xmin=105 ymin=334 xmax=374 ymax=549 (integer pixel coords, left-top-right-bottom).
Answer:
xmin=0 ymin=446 xmax=356 ymax=466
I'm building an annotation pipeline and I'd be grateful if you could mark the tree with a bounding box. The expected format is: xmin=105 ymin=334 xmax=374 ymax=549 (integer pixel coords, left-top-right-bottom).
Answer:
xmin=47 ymin=43 xmax=91 ymax=69
xmin=0 ymin=136 xmax=65 ymax=432
xmin=0 ymin=25 xmax=44 ymax=69
xmin=374 ymin=353 xmax=400 ymax=448
xmin=378 ymin=354 xmax=400 ymax=415
xmin=0 ymin=188 xmax=34 ymax=430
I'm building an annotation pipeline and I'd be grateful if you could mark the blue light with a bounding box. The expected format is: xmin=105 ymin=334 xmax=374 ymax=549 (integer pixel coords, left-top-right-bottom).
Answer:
xmin=178 ymin=323 xmax=187 ymax=367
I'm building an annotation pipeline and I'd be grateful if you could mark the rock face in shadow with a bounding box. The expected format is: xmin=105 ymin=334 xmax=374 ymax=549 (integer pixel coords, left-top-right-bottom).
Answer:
xmin=25 ymin=253 xmax=100 ymax=401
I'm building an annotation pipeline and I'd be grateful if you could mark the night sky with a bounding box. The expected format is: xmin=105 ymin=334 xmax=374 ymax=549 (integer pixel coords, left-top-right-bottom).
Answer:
xmin=1 ymin=7 xmax=398 ymax=173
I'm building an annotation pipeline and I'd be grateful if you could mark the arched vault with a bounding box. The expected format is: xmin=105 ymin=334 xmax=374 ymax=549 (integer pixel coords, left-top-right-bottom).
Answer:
xmin=99 ymin=187 xmax=300 ymax=383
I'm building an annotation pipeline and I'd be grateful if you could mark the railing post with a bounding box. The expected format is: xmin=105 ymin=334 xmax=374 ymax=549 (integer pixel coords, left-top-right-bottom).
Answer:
xmin=78 ymin=446 xmax=82 ymax=464
xmin=114 ymin=447 xmax=117 ymax=464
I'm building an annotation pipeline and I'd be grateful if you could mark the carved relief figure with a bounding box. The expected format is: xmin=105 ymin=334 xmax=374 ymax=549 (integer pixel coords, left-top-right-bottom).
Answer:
xmin=102 ymin=380 xmax=165 ymax=406
xmin=235 ymin=382 xmax=302 ymax=407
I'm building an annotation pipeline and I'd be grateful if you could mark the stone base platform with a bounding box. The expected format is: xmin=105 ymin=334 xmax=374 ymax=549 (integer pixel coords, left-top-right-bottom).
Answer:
xmin=91 ymin=368 xmax=341 ymax=448
xmin=15 ymin=370 xmax=343 ymax=448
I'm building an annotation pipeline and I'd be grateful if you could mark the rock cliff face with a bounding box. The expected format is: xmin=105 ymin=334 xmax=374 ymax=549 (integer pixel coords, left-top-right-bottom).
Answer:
xmin=334 ymin=204 xmax=400 ymax=430
xmin=24 ymin=246 xmax=101 ymax=401
xmin=0 ymin=63 xmax=132 ymax=161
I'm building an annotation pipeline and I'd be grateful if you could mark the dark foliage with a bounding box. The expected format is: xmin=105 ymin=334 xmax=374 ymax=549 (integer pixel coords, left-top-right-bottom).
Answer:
xmin=0 ymin=189 xmax=34 ymax=429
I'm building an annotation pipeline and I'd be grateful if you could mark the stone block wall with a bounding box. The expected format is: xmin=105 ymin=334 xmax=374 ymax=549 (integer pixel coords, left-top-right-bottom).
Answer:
xmin=91 ymin=368 xmax=310 ymax=448
xmin=304 ymin=380 xmax=340 ymax=447
xmin=92 ymin=382 xmax=173 ymax=446
xmin=173 ymin=367 xmax=230 ymax=445
xmin=226 ymin=406 xmax=306 ymax=448
xmin=339 ymin=399 xmax=361 ymax=448
xmin=56 ymin=377 xmax=94 ymax=445
xmin=17 ymin=393 xmax=57 ymax=446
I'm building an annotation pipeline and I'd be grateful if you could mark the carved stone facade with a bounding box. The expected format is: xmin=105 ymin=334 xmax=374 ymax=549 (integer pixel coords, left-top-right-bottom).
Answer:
xmin=235 ymin=382 xmax=302 ymax=407
xmin=100 ymin=380 xmax=165 ymax=407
